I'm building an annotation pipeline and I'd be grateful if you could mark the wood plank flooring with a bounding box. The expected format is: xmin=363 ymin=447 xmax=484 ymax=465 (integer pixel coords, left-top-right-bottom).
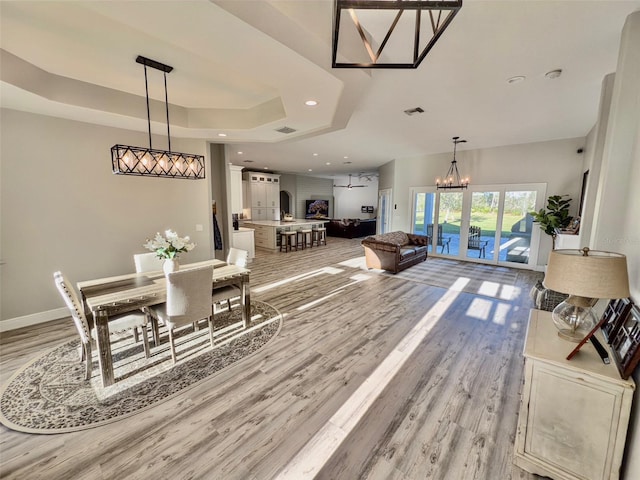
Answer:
xmin=0 ymin=237 xmax=542 ymax=480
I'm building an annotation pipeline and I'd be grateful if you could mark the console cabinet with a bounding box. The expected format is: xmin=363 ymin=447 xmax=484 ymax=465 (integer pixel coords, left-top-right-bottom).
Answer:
xmin=514 ymin=310 xmax=635 ymax=480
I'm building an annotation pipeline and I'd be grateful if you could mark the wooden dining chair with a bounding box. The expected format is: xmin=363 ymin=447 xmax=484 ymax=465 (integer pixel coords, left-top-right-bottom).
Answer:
xmin=149 ymin=265 xmax=215 ymax=364
xmin=54 ymin=271 xmax=150 ymax=380
xmin=212 ymin=248 xmax=248 ymax=313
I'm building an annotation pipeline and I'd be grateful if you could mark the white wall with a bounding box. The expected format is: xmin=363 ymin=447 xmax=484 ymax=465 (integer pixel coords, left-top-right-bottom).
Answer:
xmin=385 ymin=137 xmax=585 ymax=266
xmin=332 ymin=174 xmax=378 ymax=219
xmin=587 ymin=11 xmax=640 ymax=479
xmin=0 ymin=109 xmax=212 ymax=324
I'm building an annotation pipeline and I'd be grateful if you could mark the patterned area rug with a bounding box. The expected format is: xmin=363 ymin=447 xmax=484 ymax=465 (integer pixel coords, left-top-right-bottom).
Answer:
xmin=0 ymin=301 xmax=281 ymax=434
xmin=382 ymin=257 xmax=533 ymax=300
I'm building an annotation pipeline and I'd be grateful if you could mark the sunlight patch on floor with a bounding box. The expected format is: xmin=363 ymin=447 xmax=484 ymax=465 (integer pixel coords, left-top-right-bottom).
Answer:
xmin=337 ymin=256 xmax=367 ymax=269
xmin=253 ymin=267 xmax=344 ymax=293
xmin=297 ymin=273 xmax=374 ymax=311
xmin=275 ymin=282 xmax=468 ymax=479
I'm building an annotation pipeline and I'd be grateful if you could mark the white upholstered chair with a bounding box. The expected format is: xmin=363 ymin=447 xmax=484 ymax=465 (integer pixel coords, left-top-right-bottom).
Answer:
xmin=149 ymin=265 xmax=215 ymax=364
xmin=54 ymin=271 xmax=150 ymax=380
xmin=211 ymin=248 xmax=248 ymax=312
xmin=133 ymin=252 xmax=164 ymax=345
xmin=133 ymin=252 xmax=164 ymax=273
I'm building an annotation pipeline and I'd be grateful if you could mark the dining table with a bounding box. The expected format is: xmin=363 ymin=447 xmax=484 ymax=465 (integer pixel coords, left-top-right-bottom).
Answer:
xmin=77 ymin=259 xmax=251 ymax=387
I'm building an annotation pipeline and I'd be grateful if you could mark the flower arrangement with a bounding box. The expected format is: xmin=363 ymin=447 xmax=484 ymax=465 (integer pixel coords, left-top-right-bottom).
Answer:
xmin=144 ymin=229 xmax=195 ymax=260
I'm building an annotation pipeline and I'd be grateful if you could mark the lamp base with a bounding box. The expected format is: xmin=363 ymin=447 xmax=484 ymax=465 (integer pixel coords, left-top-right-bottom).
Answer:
xmin=551 ymin=296 xmax=597 ymax=343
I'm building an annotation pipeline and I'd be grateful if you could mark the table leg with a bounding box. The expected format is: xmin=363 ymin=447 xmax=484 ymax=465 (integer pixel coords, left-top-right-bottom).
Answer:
xmin=94 ymin=310 xmax=115 ymax=387
xmin=241 ymin=277 xmax=251 ymax=328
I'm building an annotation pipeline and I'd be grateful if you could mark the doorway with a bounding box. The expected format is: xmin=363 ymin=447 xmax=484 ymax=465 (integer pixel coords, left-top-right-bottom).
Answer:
xmin=280 ymin=190 xmax=291 ymax=216
xmin=378 ymin=188 xmax=392 ymax=234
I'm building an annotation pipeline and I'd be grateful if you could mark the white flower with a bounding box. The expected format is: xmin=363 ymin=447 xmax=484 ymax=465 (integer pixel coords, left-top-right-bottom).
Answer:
xmin=143 ymin=229 xmax=196 ymax=259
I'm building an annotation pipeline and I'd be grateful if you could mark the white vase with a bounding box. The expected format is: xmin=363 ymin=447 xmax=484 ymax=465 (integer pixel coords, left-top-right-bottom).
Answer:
xmin=163 ymin=258 xmax=179 ymax=275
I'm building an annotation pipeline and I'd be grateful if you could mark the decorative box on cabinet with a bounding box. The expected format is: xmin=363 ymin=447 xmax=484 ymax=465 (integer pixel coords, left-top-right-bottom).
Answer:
xmin=514 ymin=310 xmax=634 ymax=480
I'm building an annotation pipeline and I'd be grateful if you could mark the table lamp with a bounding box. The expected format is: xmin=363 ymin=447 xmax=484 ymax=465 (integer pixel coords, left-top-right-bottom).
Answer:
xmin=544 ymin=247 xmax=630 ymax=342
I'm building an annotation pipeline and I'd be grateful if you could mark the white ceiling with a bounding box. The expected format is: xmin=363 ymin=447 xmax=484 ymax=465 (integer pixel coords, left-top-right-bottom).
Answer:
xmin=2 ymin=0 xmax=639 ymax=177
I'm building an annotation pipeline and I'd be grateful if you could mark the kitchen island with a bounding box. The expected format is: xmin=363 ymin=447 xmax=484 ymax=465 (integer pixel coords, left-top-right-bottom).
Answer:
xmin=242 ymin=218 xmax=328 ymax=251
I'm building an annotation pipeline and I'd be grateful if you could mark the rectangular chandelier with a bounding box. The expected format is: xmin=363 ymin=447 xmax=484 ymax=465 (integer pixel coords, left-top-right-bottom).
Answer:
xmin=111 ymin=145 xmax=205 ymax=179
xmin=111 ymin=55 xmax=205 ymax=180
xmin=332 ymin=0 xmax=463 ymax=68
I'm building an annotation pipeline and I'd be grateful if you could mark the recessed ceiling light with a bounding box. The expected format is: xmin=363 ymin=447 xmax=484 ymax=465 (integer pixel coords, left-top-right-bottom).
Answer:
xmin=507 ymin=75 xmax=526 ymax=84
xmin=263 ymin=166 xmax=269 ymax=170
xmin=545 ymin=69 xmax=562 ymax=79
xmin=325 ymin=162 xmax=331 ymax=166
xmin=305 ymin=100 xmax=318 ymax=106
xmin=237 ymin=151 xmax=243 ymax=155
xmin=343 ymin=156 xmax=349 ymax=159
xmin=308 ymin=169 xmax=313 ymax=172
xmin=313 ymin=153 xmax=318 ymax=156
xmin=218 ymin=133 xmax=227 ymax=137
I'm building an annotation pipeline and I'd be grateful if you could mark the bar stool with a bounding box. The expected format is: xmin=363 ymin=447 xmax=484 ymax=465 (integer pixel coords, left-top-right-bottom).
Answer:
xmin=311 ymin=227 xmax=327 ymax=247
xmin=280 ymin=231 xmax=297 ymax=252
xmin=297 ymin=229 xmax=313 ymax=249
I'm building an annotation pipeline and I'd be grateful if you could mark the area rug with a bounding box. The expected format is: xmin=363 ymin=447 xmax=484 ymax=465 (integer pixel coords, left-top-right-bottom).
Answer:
xmin=382 ymin=257 xmax=532 ymax=300
xmin=0 ymin=301 xmax=282 ymax=434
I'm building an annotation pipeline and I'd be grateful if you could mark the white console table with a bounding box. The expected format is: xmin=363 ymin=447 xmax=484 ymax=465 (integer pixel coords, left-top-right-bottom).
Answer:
xmin=514 ymin=310 xmax=635 ymax=480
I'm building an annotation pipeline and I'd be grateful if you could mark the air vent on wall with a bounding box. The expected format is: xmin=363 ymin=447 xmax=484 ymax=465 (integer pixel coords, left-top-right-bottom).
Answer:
xmin=275 ymin=126 xmax=297 ymax=134
xmin=404 ymin=107 xmax=425 ymax=116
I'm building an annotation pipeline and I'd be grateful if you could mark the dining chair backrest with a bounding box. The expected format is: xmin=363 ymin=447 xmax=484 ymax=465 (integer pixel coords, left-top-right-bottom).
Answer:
xmin=134 ymin=252 xmax=164 ymax=273
xmin=227 ymin=248 xmax=248 ymax=268
xmin=165 ymin=265 xmax=214 ymax=325
xmin=53 ymin=271 xmax=91 ymax=344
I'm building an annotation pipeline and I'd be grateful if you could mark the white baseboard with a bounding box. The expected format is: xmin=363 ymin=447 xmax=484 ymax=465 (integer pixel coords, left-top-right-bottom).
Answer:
xmin=0 ymin=308 xmax=68 ymax=333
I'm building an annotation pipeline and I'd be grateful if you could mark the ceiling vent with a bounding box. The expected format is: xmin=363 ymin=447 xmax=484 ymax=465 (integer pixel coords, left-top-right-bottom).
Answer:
xmin=404 ymin=107 xmax=425 ymax=116
xmin=275 ymin=126 xmax=297 ymax=134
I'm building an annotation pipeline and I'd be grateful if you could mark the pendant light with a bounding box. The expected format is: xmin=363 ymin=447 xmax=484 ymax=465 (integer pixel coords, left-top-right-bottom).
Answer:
xmin=111 ymin=56 xmax=205 ymax=179
xmin=436 ymin=136 xmax=469 ymax=190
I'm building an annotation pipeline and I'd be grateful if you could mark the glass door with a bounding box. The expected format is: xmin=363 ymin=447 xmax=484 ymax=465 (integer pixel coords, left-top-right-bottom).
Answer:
xmin=499 ymin=190 xmax=538 ymax=265
xmin=466 ymin=191 xmax=500 ymax=261
xmin=438 ymin=192 xmax=463 ymax=257
xmin=410 ymin=184 xmax=545 ymax=268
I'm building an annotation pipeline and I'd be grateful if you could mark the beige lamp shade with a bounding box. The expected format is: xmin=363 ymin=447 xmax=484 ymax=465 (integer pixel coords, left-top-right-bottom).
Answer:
xmin=544 ymin=248 xmax=630 ymax=299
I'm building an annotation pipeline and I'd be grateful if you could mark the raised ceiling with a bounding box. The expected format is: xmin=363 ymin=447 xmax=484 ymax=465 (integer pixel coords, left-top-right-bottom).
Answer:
xmin=2 ymin=0 xmax=639 ymax=176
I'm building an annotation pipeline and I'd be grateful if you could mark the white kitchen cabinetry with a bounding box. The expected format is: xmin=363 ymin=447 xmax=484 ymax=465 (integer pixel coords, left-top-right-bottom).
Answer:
xmin=514 ymin=309 xmax=634 ymax=480
xmin=231 ymin=227 xmax=255 ymax=260
xmin=244 ymin=171 xmax=280 ymax=221
xmin=229 ymin=165 xmax=243 ymax=214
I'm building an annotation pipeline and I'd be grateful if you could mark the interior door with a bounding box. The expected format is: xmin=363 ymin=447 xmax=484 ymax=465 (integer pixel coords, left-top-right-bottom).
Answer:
xmin=378 ymin=188 xmax=392 ymax=234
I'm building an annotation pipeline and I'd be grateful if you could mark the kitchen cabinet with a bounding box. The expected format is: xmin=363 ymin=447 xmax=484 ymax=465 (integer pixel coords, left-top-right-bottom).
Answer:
xmin=514 ymin=309 xmax=635 ymax=480
xmin=229 ymin=165 xmax=243 ymax=214
xmin=231 ymin=227 xmax=255 ymax=260
xmin=244 ymin=171 xmax=280 ymax=221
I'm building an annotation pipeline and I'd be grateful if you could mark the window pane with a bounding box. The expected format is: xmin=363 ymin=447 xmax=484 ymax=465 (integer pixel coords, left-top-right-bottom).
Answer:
xmin=438 ymin=192 xmax=462 ymax=256
xmin=467 ymin=191 xmax=499 ymax=260
xmin=501 ymin=191 xmax=537 ymax=264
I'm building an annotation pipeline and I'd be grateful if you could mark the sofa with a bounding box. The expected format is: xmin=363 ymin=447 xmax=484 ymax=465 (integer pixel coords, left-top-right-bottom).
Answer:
xmin=326 ymin=218 xmax=377 ymax=238
xmin=361 ymin=231 xmax=430 ymax=273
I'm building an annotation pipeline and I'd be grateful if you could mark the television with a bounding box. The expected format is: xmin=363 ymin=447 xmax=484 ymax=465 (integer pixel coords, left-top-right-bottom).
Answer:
xmin=305 ymin=199 xmax=329 ymax=219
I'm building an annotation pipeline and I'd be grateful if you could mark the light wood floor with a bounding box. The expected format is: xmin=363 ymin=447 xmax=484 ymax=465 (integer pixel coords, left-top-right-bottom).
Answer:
xmin=0 ymin=237 xmax=542 ymax=480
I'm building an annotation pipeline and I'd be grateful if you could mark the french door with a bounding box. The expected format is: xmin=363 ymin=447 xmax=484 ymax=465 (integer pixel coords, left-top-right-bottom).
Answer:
xmin=411 ymin=184 xmax=545 ymax=268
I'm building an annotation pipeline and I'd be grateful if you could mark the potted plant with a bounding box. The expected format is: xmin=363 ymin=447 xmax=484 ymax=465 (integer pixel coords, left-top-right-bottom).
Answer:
xmin=530 ymin=195 xmax=573 ymax=250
